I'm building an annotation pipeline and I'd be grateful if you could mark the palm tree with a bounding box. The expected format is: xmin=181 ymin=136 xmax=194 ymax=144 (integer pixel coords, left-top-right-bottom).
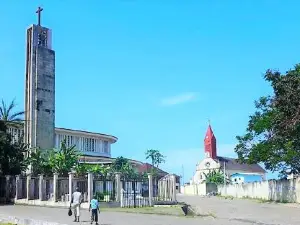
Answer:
xmin=26 ymin=148 xmax=52 ymax=176
xmin=145 ymin=149 xmax=165 ymax=196
xmin=111 ymin=156 xmax=129 ymax=173
xmin=49 ymin=139 xmax=81 ymax=176
xmin=0 ymin=99 xmax=24 ymax=128
xmin=145 ymin=149 xmax=165 ymax=170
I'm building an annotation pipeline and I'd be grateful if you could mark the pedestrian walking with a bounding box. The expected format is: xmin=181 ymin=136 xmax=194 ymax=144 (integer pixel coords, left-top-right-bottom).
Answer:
xmin=70 ymin=187 xmax=83 ymax=222
xmin=89 ymin=195 xmax=100 ymax=225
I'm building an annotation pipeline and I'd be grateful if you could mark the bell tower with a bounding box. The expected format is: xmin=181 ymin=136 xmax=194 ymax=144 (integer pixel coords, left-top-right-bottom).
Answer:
xmin=204 ymin=123 xmax=217 ymax=159
xmin=24 ymin=7 xmax=55 ymax=151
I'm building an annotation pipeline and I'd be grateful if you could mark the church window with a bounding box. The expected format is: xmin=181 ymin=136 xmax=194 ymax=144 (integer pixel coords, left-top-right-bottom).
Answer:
xmin=86 ymin=138 xmax=89 ymax=151
xmin=83 ymin=138 xmax=86 ymax=151
xmin=91 ymin=139 xmax=95 ymax=152
xmin=103 ymin=141 xmax=108 ymax=153
xmin=67 ymin=136 xmax=70 ymax=147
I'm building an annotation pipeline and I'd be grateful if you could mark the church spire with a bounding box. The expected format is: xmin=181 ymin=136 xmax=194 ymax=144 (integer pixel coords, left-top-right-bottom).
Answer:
xmin=204 ymin=123 xmax=217 ymax=159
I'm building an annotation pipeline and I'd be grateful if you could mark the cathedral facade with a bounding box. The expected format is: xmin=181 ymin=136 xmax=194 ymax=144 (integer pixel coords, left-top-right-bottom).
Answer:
xmin=191 ymin=125 xmax=266 ymax=185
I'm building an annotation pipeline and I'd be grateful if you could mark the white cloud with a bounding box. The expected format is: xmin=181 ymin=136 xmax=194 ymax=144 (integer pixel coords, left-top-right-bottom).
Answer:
xmin=160 ymin=92 xmax=197 ymax=106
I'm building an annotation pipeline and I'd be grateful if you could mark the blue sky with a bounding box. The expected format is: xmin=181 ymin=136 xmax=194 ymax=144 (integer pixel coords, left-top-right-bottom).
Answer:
xmin=1 ymin=1 xmax=300 ymax=182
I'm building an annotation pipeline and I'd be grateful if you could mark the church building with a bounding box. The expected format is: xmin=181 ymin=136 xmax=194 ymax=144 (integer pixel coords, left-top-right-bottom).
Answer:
xmin=191 ymin=124 xmax=266 ymax=184
xmin=5 ymin=7 xmax=181 ymax=191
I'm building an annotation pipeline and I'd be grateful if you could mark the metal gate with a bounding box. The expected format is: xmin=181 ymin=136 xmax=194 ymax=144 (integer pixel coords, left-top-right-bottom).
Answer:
xmin=93 ymin=175 xmax=116 ymax=202
xmin=121 ymin=175 xmax=149 ymax=208
xmin=0 ymin=177 xmax=6 ymax=201
xmin=32 ymin=178 xmax=39 ymax=199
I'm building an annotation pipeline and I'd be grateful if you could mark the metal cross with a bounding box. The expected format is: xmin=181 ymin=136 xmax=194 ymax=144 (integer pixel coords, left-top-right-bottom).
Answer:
xmin=36 ymin=7 xmax=43 ymax=26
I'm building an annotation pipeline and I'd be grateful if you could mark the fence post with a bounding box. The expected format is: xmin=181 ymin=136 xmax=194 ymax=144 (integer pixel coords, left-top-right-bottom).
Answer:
xmin=120 ymin=188 xmax=124 ymax=207
xmin=15 ymin=175 xmax=20 ymax=200
xmin=87 ymin=172 xmax=93 ymax=204
xmin=115 ymin=172 xmax=121 ymax=202
xmin=26 ymin=173 xmax=31 ymax=200
xmin=164 ymin=178 xmax=168 ymax=201
xmin=39 ymin=174 xmax=44 ymax=201
xmin=53 ymin=173 xmax=58 ymax=202
xmin=148 ymin=173 xmax=153 ymax=206
xmin=170 ymin=174 xmax=176 ymax=202
xmin=68 ymin=171 xmax=74 ymax=202
xmin=5 ymin=175 xmax=11 ymax=202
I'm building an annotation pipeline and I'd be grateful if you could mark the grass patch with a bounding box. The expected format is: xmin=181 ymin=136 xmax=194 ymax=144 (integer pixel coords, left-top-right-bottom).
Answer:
xmin=217 ymin=195 xmax=234 ymax=200
xmin=101 ymin=205 xmax=185 ymax=216
xmin=0 ymin=223 xmax=15 ymax=225
xmin=217 ymin=195 xmax=291 ymax=204
xmin=102 ymin=205 xmax=217 ymax=219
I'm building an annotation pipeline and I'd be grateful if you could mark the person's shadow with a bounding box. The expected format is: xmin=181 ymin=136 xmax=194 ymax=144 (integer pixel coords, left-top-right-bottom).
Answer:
xmin=79 ymin=221 xmax=111 ymax=225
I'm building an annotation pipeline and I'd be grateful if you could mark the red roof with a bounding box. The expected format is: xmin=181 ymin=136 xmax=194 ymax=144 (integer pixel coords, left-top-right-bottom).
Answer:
xmin=204 ymin=125 xmax=215 ymax=142
xmin=135 ymin=163 xmax=168 ymax=175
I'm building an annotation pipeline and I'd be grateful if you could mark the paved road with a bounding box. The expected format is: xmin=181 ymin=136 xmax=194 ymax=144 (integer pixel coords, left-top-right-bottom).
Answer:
xmin=1 ymin=197 xmax=299 ymax=225
xmin=0 ymin=204 xmax=279 ymax=225
xmin=178 ymin=194 xmax=300 ymax=225
xmin=0 ymin=205 xmax=228 ymax=225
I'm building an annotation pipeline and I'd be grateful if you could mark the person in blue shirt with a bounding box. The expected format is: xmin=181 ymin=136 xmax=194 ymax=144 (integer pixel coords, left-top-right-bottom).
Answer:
xmin=89 ymin=195 xmax=100 ymax=225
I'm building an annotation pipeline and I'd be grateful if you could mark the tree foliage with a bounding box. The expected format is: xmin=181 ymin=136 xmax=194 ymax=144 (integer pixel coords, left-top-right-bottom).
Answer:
xmin=0 ymin=99 xmax=24 ymax=128
xmin=0 ymin=120 xmax=28 ymax=175
xmin=203 ymin=170 xmax=228 ymax=185
xmin=75 ymin=164 xmax=112 ymax=177
xmin=26 ymin=148 xmax=52 ymax=176
xmin=27 ymin=139 xmax=80 ymax=176
xmin=145 ymin=149 xmax=165 ymax=169
xmin=111 ymin=156 xmax=129 ymax=172
xmin=48 ymin=140 xmax=80 ymax=176
xmin=235 ymin=64 xmax=300 ymax=176
xmin=111 ymin=156 xmax=137 ymax=178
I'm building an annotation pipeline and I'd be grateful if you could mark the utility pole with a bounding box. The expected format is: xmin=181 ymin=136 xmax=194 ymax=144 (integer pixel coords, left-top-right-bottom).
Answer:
xmin=182 ymin=164 xmax=184 ymax=186
xmin=223 ymin=161 xmax=227 ymax=194
xmin=223 ymin=161 xmax=226 ymax=184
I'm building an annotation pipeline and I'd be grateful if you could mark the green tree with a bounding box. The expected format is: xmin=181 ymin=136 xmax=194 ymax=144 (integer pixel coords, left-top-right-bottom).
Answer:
xmin=0 ymin=120 xmax=28 ymax=175
xmin=145 ymin=149 xmax=165 ymax=169
xmin=111 ymin=156 xmax=129 ymax=172
xmin=122 ymin=161 xmax=135 ymax=178
xmin=26 ymin=148 xmax=52 ymax=176
xmin=99 ymin=165 xmax=112 ymax=177
xmin=48 ymin=139 xmax=80 ymax=176
xmin=235 ymin=64 xmax=300 ymax=176
xmin=74 ymin=163 xmax=90 ymax=177
xmin=0 ymin=99 xmax=24 ymax=128
xmin=203 ymin=170 xmax=229 ymax=185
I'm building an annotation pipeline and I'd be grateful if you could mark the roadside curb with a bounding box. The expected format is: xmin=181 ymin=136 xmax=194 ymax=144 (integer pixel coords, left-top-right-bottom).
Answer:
xmin=0 ymin=214 xmax=68 ymax=225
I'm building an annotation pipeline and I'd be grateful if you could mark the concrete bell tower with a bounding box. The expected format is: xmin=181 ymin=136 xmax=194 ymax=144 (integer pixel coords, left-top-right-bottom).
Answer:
xmin=24 ymin=7 xmax=55 ymax=150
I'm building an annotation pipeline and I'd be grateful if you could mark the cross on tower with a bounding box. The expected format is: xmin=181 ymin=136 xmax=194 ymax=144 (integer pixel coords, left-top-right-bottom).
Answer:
xmin=36 ymin=7 xmax=43 ymax=26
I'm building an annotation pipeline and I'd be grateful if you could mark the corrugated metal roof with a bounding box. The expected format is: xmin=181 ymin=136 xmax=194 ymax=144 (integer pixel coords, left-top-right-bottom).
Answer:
xmin=217 ymin=156 xmax=266 ymax=174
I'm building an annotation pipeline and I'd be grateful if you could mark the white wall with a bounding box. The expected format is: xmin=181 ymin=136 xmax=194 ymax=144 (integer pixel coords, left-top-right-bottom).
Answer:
xmin=182 ymin=183 xmax=217 ymax=196
xmin=218 ymin=178 xmax=300 ymax=203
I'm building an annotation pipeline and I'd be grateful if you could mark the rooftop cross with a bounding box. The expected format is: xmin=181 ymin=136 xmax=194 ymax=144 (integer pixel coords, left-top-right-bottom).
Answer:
xmin=36 ymin=7 xmax=43 ymax=26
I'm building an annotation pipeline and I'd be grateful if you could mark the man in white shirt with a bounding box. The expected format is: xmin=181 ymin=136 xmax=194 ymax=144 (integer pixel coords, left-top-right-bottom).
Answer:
xmin=70 ymin=187 xmax=83 ymax=222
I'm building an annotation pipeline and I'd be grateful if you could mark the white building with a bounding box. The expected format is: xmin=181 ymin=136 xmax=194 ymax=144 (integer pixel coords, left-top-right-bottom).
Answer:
xmin=190 ymin=125 xmax=266 ymax=185
xmin=7 ymin=124 xmax=117 ymax=161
